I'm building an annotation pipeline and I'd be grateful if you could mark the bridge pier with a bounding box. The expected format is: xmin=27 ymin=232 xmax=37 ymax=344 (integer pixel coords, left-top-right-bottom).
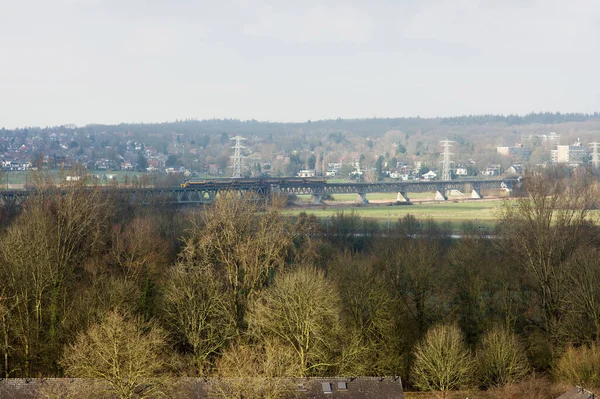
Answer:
xmin=396 ymin=192 xmax=410 ymax=202
xmin=435 ymin=190 xmax=448 ymax=201
xmin=356 ymin=193 xmax=369 ymax=204
xmin=471 ymin=188 xmax=483 ymax=199
xmin=311 ymin=193 xmax=323 ymax=205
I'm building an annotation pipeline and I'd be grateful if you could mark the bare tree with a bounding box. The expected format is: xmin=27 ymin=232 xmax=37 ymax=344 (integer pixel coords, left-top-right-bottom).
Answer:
xmin=110 ymin=216 xmax=169 ymax=278
xmin=181 ymin=196 xmax=298 ymax=327
xmin=0 ymin=179 xmax=111 ymax=375
xmin=559 ymin=247 xmax=600 ymax=343
xmin=446 ymin=235 xmax=519 ymax=346
xmin=0 ymin=197 xmax=57 ymax=375
xmin=61 ymin=309 xmax=173 ymax=399
xmin=326 ymin=210 xmax=379 ymax=253
xmin=332 ymin=254 xmax=402 ymax=376
xmin=381 ymin=239 xmax=445 ymax=338
xmin=0 ymin=288 xmax=14 ymax=378
xmin=162 ymin=262 xmax=236 ymax=375
xmin=499 ymin=170 xmax=597 ymax=341
xmin=66 ymin=271 xmax=143 ymax=337
xmin=476 ymin=326 xmax=530 ymax=388
xmin=208 ymin=338 xmax=301 ymax=399
xmin=248 ymin=266 xmax=341 ymax=376
xmin=411 ymin=323 xmax=473 ymax=398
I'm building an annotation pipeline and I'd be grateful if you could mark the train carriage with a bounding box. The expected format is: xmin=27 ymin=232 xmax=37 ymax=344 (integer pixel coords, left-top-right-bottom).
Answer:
xmin=180 ymin=177 xmax=327 ymax=188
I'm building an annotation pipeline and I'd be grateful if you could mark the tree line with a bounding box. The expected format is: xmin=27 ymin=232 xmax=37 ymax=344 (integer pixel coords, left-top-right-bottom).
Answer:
xmin=6 ymin=111 xmax=600 ymax=135
xmin=0 ymin=170 xmax=600 ymax=398
xmin=440 ymin=111 xmax=600 ymax=125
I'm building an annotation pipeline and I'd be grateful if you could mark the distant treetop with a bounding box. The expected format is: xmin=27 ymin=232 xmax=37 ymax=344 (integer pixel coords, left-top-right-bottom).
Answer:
xmin=3 ymin=111 xmax=600 ymax=135
xmin=440 ymin=112 xmax=600 ymax=126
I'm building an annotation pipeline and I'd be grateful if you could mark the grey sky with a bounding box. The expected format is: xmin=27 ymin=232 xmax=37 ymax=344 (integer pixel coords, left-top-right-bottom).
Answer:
xmin=1 ymin=0 xmax=599 ymax=128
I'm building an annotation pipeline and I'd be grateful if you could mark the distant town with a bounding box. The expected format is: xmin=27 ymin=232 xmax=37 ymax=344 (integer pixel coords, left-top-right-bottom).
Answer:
xmin=2 ymin=115 xmax=600 ymax=188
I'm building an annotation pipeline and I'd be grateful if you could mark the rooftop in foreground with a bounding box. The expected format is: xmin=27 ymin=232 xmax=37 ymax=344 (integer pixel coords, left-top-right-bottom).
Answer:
xmin=0 ymin=376 xmax=405 ymax=399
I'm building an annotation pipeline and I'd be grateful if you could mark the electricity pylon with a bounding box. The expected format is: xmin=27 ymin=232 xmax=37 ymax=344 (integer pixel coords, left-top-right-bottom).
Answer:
xmin=440 ymin=140 xmax=454 ymax=181
xmin=230 ymin=136 xmax=247 ymax=178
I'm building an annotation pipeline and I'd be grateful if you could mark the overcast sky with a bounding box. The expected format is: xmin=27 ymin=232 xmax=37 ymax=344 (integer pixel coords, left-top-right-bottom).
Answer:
xmin=1 ymin=0 xmax=599 ymax=128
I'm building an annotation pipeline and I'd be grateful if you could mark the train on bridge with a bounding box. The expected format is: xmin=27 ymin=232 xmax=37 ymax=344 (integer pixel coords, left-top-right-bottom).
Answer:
xmin=180 ymin=177 xmax=327 ymax=188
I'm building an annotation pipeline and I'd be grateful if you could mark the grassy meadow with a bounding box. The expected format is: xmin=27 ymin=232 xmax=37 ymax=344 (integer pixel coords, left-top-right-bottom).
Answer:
xmin=295 ymin=191 xmax=439 ymax=202
xmin=283 ymin=198 xmax=507 ymax=231
xmin=0 ymin=170 xmax=186 ymax=189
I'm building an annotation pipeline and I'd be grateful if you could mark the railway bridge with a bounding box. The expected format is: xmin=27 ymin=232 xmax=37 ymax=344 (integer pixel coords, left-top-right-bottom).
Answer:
xmin=0 ymin=178 xmax=519 ymax=206
xmin=278 ymin=178 xmax=517 ymax=204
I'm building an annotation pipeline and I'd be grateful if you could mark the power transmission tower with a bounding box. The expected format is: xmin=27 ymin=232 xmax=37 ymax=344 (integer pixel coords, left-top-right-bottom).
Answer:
xmin=590 ymin=142 xmax=600 ymax=168
xmin=440 ymin=140 xmax=454 ymax=181
xmin=230 ymin=136 xmax=247 ymax=178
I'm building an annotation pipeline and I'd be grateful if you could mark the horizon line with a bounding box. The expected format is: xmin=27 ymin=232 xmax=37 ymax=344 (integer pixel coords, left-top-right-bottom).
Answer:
xmin=4 ymin=110 xmax=600 ymax=130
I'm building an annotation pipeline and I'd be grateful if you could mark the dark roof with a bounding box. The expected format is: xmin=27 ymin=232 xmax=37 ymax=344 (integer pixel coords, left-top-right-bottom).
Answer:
xmin=291 ymin=377 xmax=404 ymax=399
xmin=0 ymin=377 xmax=405 ymax=399
xmin=0 ymin=378 xmax=37 ymax=399
xmin=0 ymin=378 xmax=91 ymax=399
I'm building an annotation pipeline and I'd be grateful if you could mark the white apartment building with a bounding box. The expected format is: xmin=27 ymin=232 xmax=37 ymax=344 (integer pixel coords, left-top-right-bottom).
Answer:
xmin=550 ymin=139 xmax=589 ymax=164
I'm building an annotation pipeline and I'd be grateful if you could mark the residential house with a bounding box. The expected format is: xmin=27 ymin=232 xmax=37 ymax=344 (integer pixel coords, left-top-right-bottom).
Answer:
xmin=455 ymin=167 xmax=468 ymax=176
xmin=506 ymin=164 xmax=523 ymax=175
xmin=121 ymin=161 xmax=134 ymax=171
xmin=422 ymin=170 xmax=437 ymax=180
xmin=390 ymin=172 xmax=411 ymax=180
xmin=297 ymin=169 xmax=315 ymax=178
xmin=482 ymin=165 xmax=502 ymax=176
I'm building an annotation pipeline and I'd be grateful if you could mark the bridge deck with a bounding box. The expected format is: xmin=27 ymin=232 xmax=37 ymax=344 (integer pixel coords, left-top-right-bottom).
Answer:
xmin=0 ymin=179 xmax=518 ymax=205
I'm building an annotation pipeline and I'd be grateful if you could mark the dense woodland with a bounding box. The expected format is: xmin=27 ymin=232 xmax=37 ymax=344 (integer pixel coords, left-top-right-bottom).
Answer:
xmin=12 ymin=111 xmax=598 ymax=135
xmin=1 ymin=169 xmax=600 ymax=398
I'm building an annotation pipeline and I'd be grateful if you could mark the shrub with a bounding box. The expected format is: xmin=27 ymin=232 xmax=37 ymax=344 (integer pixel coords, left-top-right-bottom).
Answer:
xmin=554 ymin=342 xmax=600 ymax=390
xmin=487 ymin=375 xmax=565 ymax=399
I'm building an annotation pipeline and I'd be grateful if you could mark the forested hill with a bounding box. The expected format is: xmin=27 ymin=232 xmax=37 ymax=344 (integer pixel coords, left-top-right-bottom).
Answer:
xmin=12 ymin=112 xmax=600 ymax=138
xmin=439 ymin=112 xmax=600 ymax=126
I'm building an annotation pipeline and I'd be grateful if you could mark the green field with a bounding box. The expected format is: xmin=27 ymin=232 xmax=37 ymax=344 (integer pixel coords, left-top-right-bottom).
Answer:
xmin=1 ymin=170 xmax=158 ymax=189
xmin=295 ymin=190 xmax=508 ymax=203
xmin=283 ymin=199 xmax=507 ymax=231
xmin=330 ymin=192 xmax=439 ymax=201
xmin=295 ymin=192 xmax=432 ymax=202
